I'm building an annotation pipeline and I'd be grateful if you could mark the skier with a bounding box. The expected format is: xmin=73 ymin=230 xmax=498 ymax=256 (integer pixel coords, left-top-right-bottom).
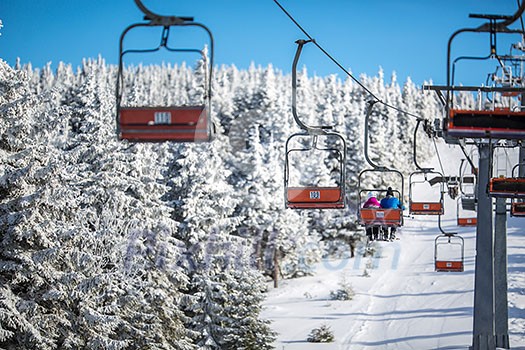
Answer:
xmin=363 ymin=194 xmax=381 ymax=241
xmin=380 ymin=187 xmax=404 ymax=240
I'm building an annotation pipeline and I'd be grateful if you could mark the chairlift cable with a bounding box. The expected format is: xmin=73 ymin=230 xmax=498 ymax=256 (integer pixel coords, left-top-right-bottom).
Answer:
xmin=458 ymin=141 xmax=478 ymax=175
xmin=503 ymin=145 xmax=513 ymax=174
xmin=432 ymin=137 xmax=447 ymax=179
xmin=272 ymin=0 xmax=424 ymax=121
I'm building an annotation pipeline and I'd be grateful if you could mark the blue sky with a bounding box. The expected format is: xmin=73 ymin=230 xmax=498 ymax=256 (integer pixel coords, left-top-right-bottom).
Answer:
xmin=1 ymin=0 xmax=522 ymax=86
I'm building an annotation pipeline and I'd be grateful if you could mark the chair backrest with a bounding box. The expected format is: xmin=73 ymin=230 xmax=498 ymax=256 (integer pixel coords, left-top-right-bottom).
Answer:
xmin=448 ymin=109 xmax=525 ymax=139
xmin=461 ymin=197 xmax=476 ymax=211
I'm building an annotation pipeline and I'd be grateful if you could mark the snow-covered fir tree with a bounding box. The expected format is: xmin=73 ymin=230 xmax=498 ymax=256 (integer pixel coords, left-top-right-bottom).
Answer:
xmin=1 ymin=54 xmax=445 ymax=349
xmin=167 ymin=141 xmax=275 ymax=349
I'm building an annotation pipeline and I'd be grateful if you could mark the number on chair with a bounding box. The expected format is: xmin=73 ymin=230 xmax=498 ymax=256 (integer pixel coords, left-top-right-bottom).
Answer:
xmin=154 ymin=111 xmax=172 ymax=124
xmin=309 ymin=191 xmax=321 ymax=200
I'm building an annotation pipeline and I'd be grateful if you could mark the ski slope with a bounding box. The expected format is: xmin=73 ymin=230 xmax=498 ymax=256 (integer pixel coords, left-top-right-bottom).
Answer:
xmin=262 ymin=143 xmax=525 ymax=349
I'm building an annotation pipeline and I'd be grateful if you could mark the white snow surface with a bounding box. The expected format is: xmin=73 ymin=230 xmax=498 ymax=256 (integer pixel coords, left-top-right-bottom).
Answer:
xmin=262 ymin=142 xmax=525 ymax=349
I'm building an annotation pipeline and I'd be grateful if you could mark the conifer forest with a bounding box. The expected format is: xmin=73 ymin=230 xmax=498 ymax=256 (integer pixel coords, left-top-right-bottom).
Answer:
xmin=0 ymin=57 xmax=466 ymax=349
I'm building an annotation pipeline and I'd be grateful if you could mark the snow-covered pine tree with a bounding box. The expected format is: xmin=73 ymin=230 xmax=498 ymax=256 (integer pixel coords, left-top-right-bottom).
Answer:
xmin=401 ymin=77 xmax=435 ymax=172
xmin=210 ymin=241 xmax=276 ymax=350
xmin=342 ymin=87 xmax=366 ymax=197
xmin=1 ymin=58 xmax=194 ymax=349
xmin=211 ymin=65 xmax=239 ymax=138
xmin=228 ymin=63 xmax=323 ymax=278
xmin=168 ymin=139 xmax=275 ymax=349
xmin=0 ymin=59 xmax=67 ymax=350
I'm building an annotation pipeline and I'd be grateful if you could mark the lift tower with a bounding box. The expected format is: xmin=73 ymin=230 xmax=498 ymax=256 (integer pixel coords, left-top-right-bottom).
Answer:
xmin=424 ymin=3 xmax=525 ymax=349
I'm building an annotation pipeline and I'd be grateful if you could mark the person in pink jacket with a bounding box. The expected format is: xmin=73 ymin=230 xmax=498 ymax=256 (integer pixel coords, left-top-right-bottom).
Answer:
xmin=363 ymin=195 xmax=381 ymax=241
xmin=363 ymin=196 xmax=380 ymax=209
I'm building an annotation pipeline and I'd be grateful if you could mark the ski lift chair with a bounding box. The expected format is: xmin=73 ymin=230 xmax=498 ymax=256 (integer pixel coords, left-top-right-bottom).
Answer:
xmin=116 ymin=1 xmax=214 ymax=142
xmin=489 ymin=163 xmax=525 ymax=198
xmin=357 ymin=100 xmax=405 ymax=233
xmin=445 ymin=57 xmax=525 ymax=139
xmin=457 ymin=195 xmax=478 ymax=226
xmin=285 ymin=133 xmax=346 ymax=209
xmin=457 ymin=165 xmax=477 ymax=226
xmin=409 ymin=171 xmax=445 ymax=215
xmin=435 ymin=233 xmax=465 ymax=272
xmin=423 ymin=17 xmax=525 ymax=143
xmin=284 ymin=39 xmax=347 ymax=209
xmin=409 ymin=119 xmax=445 ymax=215
xmin=511 ymin=199 xmax=525 ymax=217
xmin=357 ymin=169 xmax=404 ymax=229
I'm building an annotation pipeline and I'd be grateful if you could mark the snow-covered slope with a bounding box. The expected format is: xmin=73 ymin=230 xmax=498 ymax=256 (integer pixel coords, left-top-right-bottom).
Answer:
xmin=262 ymin=141 xmax=525 ymax=349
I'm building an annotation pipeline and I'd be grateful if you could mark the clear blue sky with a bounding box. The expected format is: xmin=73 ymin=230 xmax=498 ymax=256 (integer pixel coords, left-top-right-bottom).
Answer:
xmin=1 ymin=0 xmax=522 ymax=86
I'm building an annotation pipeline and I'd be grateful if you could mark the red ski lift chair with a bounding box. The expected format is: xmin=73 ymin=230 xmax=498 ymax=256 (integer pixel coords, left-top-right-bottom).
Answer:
xmin=116 ymin=1 xmax=214 ymax=142
xmin=285 ymin=133 xmax=346 ymax=209
xmin=457 ymin=165 xmax=477 ymax=226
xmin=284 ymin=39 xmax=347 ymax=209
xmin=357 ymin=169 xmax=404 ymax=228
xmin=457 ymin=196 xmax=477 ymax=226
xmin=435 ymin=233 xmax=465 ymax=272
xmin=489 ymin=163 xmax=525 ymax=198
xmin=357 ymin=101 xmax=405 ymax=230
xmin=511 ymin=200 xmax=525 ymax=217
xmin=409 ymin=171 xmax=445 ymax=215
xmin=409 ymin=119 xmax=445 ymax=215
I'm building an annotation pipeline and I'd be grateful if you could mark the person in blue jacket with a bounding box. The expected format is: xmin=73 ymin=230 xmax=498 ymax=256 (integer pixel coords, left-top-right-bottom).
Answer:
xmin=380 ymin=187 xmax=405 ymax=240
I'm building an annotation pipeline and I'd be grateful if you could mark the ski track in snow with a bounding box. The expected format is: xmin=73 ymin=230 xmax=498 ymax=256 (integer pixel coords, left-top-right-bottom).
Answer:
xmin=262 ymin=143 xmax=525 ymax=350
